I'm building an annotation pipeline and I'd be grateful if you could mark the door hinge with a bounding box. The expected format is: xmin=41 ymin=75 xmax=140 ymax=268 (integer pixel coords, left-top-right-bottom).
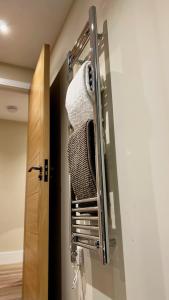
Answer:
xmin=44 ymin=159 xmax=48 ymax=182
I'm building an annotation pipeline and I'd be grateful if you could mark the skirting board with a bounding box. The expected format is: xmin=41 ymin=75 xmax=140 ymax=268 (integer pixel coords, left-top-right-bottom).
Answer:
xmin=0 ymin=250 xmax=23 ymax=265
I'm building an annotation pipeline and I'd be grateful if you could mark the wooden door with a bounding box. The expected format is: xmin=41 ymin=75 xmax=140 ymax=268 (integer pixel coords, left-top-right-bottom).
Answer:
xmin=23 ymin=44 xmax=50 ymax=300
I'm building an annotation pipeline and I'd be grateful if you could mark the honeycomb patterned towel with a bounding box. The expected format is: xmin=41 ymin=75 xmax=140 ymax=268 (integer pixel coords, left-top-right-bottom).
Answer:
xmin=68 ymin=119 xmax=96 ymax=200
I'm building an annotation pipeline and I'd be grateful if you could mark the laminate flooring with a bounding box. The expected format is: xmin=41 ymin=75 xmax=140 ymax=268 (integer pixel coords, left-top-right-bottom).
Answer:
xmin=0 ymin=264 xmax=22 ymax=300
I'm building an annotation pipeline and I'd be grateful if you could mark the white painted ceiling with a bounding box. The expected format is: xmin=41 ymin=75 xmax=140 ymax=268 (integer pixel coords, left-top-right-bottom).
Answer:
xmin=0 ymin=0 xmax=74 ymax=122
xmin=0 ymin=0 xmax=73 ymax=68
xmin=0 ymin=89 xmax=28 ymax=122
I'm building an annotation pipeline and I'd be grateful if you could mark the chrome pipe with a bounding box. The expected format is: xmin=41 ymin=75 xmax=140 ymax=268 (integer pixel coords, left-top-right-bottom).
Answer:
xmin=73 ymin=241 xmax=98 ymax=251
xmin=73 ymin=232 xmax=99 ymax=240
xmin=72 ymin=207 xmax=98 ymax=212
xmin=72 ymin=224 xmax=99 ymax=231
xmin=72 ymin=216 xmax=99 ymax=220
xmin=72 ymin=197 xmax=97 ymax=204
xmin=89 ymin=5 xmax=110 ymax=265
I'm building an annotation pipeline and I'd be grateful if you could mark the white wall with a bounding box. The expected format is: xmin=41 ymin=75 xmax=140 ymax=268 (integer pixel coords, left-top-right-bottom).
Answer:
xmin=0 ymin=120 xmax=27 ymax=252
xmin=51 ymin=1 xmax=169 ymax=299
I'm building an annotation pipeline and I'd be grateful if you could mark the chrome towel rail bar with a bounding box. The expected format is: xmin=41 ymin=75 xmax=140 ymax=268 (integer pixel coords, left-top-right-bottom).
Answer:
xmin=67 ymin=6 xmax=110 ymax=264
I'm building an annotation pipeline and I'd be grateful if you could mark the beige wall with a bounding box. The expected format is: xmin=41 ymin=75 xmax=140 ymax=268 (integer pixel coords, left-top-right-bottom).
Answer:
xmin=0 ymin=120 xmax=27 ymax=252
xmin=0 ymin=62 xmax=33 ymax=83
xmin=51 ymin=0 xmax=169 ymax=300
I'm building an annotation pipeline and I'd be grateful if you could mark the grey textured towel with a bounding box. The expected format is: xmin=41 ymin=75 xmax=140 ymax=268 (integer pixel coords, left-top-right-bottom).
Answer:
xmin=68 ymin=119 xmax=96 ymax=200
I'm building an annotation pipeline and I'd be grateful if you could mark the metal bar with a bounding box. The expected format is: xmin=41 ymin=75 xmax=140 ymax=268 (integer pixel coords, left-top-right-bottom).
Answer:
xmin=72 ymin=207 xmax=98 ymax=212
xmin=70 ymin=22 xmax=90 ymax=67
xmin=72 ymin=197 xmax=97 ymax=204
xmin=89 ymin=6 xmax=110 ymax=264
xmin=73 ymin=232 xmax=99 ymax=240
xmin=73 ymin=241 xmax=98 ymax=251
xmin=72 ymin=216 xmax=99 ymax=221
xmin=72 ymin=224 xmax=99 ymax=231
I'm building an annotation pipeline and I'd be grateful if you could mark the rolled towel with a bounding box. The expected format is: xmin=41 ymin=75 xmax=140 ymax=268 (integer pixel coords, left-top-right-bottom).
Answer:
xmin=66 ymin=61 xmax=94 ymax=129
xmin=68 ymin=119 xmax=97 ymax=200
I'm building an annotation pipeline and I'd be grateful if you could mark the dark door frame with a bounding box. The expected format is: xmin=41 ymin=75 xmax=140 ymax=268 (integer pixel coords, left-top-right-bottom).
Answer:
xmin=49 ymin=74 xmax=61 ymax=299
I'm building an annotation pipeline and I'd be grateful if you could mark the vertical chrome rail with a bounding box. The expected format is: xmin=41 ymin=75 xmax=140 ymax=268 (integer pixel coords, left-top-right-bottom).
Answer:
xmin=89 ymin=6 xmax=110 ymax=264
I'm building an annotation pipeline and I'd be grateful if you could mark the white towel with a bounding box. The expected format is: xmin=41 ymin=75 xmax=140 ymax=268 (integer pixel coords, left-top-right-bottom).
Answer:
xmin=66 ymin=61 xmax=94 ymax=129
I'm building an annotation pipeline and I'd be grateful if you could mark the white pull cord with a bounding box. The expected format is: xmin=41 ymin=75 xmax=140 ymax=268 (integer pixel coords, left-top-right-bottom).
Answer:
xmin=72 ymin=247 xmax=84 ymax=289
xmin=72 ymin=265 xmax=80 ymax=289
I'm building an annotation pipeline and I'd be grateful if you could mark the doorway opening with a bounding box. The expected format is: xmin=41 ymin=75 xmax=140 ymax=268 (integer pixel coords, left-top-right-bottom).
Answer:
xmin=0 ymin=89 xmax=28 ymax=298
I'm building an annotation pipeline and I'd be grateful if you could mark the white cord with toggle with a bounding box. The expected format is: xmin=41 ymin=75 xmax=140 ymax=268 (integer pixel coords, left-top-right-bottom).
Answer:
xmin=72 ymin=247 xmax=84 ymax=289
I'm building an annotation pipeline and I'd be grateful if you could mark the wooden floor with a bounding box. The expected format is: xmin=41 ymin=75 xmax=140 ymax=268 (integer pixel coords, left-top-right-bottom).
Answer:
xmin=0 ymin=264 xmax=22 ymax=300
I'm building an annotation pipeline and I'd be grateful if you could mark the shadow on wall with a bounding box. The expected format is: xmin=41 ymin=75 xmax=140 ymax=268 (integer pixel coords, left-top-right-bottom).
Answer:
xmin=79 ymin=21 xmax=127 ymax=300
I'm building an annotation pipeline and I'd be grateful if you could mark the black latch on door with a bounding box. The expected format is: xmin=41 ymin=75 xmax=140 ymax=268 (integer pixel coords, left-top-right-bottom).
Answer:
xmin=44 ymin=159 xmax=48 ymax=182
xmin=28 ymin=166 xmax=43 ymax=181
xmin=28 ymin=160 xmax=48 ymax=182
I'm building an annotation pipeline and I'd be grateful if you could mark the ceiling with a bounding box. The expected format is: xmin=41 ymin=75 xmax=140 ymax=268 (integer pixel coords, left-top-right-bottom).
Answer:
xmin=0 ymin=89 xmax=28 ymax=122
xmin=0 ymin=0 xmax=73 ymax=122
xmin=0 ymin=0 xmax=73 ymax=68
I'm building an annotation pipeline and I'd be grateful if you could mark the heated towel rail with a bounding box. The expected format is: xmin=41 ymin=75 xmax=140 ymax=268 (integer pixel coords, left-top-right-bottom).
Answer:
xmin=67 ymin=6 xmax=110 ymax=265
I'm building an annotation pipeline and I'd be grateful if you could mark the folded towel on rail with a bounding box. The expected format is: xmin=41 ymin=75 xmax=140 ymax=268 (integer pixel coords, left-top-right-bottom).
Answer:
xmin=68 ymin=119 xmax=97 ymax=200
xmin=66 ymin=61 xmax=94 ymax=129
